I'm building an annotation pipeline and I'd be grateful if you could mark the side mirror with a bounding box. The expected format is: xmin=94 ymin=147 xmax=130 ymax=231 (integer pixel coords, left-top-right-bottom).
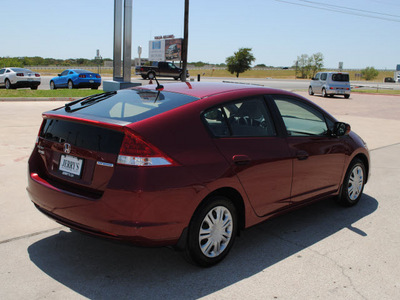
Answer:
xmin=311 ymin=77 xmax=317 ymax=80
xmin=58 ymin=74 xmax=61 ymax=76
xmin=332 ymin=122 xmax=351 ymax=137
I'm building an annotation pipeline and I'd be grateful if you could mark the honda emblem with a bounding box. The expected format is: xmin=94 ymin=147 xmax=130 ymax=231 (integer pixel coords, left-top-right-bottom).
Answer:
xmin=64 ymin=143 xmax=71 ymax=154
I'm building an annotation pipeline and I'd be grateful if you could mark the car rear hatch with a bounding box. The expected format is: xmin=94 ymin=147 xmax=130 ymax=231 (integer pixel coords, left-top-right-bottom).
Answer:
xmin=29 ymin=89 xmax=199 ymax=199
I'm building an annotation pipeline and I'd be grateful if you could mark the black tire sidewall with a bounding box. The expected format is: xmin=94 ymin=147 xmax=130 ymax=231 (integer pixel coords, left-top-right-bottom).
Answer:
xmin=186 ymin=196 xmax=237 ymax=267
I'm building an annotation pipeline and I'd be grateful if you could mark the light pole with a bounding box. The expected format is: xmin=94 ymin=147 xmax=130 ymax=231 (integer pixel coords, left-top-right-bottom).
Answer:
xmin=181 ymin=0 xmax=189 ymax=82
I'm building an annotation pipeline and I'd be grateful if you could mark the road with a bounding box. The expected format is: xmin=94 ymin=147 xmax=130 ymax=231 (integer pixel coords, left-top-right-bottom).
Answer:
xmin=37 ymin=75 xmax=400 ymax=91
xmin=1 ymin=91 xmax=400 ymax=299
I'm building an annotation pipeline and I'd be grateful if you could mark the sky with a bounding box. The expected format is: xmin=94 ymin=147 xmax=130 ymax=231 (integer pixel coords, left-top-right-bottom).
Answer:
xmin=2 ymin=0 xmax=400 ymax=69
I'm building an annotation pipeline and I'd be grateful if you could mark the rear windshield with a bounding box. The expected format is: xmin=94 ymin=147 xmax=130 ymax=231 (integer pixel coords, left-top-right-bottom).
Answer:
xmin=10 ymin=68 xmax=31 ymax=72
xmin=64 ymin=89 xmax=199 ymax=123
xmin=73 ymin=69 xmax=91 ymax=73
xmin=332 ymin=73 xmax=349 ymax=82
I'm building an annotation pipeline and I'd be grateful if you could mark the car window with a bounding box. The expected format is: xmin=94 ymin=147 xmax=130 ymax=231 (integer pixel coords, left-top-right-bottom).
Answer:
xmin=332 ymin=73 xmax=349 ymax=82
xmin=61 ymin=70 xmax=69 ymax=76
xmin=320 ymin=73 xmax=327 ymax=80
xmin=314 ymin=73 xmax=320 ymax=80
xmin=203 ymin=97 xmax=276 ymax=137
xmin=65 ymin=89 xmax=199 ymax=123
xmin=69 ymin=71 xmax=74 ymax=75
xmin=6 ymin=70 xmax=10 ymax=73
xmin=273 ymin=96 xmax=328 ymax=136
xmin=0 ymin=69 xmax=5 ymax=75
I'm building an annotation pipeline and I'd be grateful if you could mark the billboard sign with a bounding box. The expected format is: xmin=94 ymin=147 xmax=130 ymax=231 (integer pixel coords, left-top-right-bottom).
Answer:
xmin=149 ymin=37 xmax=183 ymax=61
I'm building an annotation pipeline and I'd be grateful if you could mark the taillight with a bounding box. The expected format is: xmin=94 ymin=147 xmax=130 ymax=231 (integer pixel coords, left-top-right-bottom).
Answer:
xmin=79 ymin=74 xmax=86 ymax=78
xmin=96 ymin=75 xmax=101 ymax=78
xmin=16 ymin=73 xmax=24 ymax=76
xmin=330 ymin=87 xmax=334 ymax=89
xmin=35 ymin=73 xmax=40 ymax=77
xmin=117 ymin=128 xmax=177 ymax=167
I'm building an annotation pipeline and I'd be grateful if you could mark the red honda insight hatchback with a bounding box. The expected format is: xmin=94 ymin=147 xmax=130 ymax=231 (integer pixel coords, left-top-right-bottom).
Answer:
xmin=27 ymin=82 xmax=369 ymax=267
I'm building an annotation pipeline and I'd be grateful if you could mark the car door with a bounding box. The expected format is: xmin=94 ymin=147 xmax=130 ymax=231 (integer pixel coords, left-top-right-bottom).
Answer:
xmin=0 ymin=69 xmax=5 ymax=87
xmin=56 ymin=70 xmax=69 ymax=87
xmin=203 ymin=96 xmax=293 ymax=217
xmin=271 ymin=95 xmax=346 ymax=204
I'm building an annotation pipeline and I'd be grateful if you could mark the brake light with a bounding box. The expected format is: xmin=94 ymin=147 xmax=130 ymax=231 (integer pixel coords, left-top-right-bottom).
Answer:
xmin=330 ymin=87 xmax=334 ymax=89
xmin=35 ymin=73 xmax=40 ymax=77
xmin=96 ymin=75 xmax=101 ymax=78
xmin=79 ymin=74 xmax=86 ymax=78
xmin=117 ymin=128 xmax=177 ymax=167
xmin=16 ymin=73 xmax=24 ymax=76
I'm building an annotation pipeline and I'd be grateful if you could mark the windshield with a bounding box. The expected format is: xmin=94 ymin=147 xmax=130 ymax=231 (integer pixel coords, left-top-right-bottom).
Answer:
xmin=63 ymin=89 xmax=199 ymax=123
xmin=332 ymin=74 xmax=349 ymax=82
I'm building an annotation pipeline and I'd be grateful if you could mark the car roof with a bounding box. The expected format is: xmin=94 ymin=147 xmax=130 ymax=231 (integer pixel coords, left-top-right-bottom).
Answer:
xmin=135 ymin=82 xmax=282 ymax=99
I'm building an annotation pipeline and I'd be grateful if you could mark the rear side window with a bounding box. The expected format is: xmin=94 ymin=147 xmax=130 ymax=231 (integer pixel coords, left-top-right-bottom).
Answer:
xmin=65 ymin=89 xmax=198 ymax=123
xmin=332 ymin=73 xmax=349 ymax=82
xmin=203 ymin=97 xmax=276 ymax=137
xmin=320 ymin=73 xmax=327 ymax=80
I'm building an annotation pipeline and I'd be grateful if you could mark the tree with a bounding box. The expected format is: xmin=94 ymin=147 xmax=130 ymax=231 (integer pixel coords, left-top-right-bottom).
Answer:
xmin=361 ymin=67 xmax=379 ymax=81
xmin=309 ymin=52 xmax=324 ymax=78
xmin=226 ymin=48 xmax=255 ymax=78
xmin=295 ymin=52 xmax=324 ymax=79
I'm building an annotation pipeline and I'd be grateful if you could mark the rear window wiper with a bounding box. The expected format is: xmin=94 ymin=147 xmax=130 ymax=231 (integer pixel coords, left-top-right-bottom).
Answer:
xmin=65 ymin=91 xmax=117 ymax=112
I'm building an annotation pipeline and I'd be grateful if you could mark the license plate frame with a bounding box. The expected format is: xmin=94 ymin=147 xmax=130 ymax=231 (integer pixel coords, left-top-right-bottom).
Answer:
xmin=59 ymin=154 xmax=83 ymax=178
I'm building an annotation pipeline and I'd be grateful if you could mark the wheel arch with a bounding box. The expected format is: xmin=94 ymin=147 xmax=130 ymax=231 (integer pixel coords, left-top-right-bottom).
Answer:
xmin=197 ymin=187 xmax=246 ymax=232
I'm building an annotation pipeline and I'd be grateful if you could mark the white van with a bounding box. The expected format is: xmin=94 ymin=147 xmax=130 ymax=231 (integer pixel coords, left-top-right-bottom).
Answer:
xmin=309 ymin=72 xmax=351 ymax=99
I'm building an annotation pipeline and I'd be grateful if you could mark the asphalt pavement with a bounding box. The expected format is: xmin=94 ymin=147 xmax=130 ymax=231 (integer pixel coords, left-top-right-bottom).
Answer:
xmin=0 ymin=88 xmax=399 ymax=299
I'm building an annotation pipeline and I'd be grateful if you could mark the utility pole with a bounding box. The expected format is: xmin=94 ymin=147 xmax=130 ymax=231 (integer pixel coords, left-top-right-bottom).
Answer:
xmin=181 ymin=0 xmax=189 ymax=82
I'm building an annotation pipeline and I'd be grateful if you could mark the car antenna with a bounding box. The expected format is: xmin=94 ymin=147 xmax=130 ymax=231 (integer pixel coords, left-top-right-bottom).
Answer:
xmin=150 ymin=73 xmax=164 ymax=102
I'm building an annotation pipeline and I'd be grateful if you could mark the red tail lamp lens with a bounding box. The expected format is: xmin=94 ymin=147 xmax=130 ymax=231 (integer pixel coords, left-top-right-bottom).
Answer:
xmin=79 ymin=74 xmax=86 ymax=78
xmin=16 ymin=73 xmax=24 ymax=76
xmin=35 ymin=73 xmax=40 ymax=77
xmin=117 ymin=129 xmax=177 ymax=167
xmin=96 ymin=75 xmax=101 ymax=78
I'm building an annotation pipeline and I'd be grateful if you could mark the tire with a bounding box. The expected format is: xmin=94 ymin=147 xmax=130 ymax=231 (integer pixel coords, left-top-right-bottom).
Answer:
xmin=91 ymin=87 xmax=98 ymax=90
xmin=337 ymin=158 xmax=366 ymax=207
xmin=344 ymin=94 xmax=350 ymax=99
xmin=5 ymin=79 xmax=12 ymax=90
xmin=147 ymin=72 xmax=155 ymax=80
xmin=322 ymin=88 xmax=327 ymax=97
xmin=50 ymin=81 xmax=56 ymax=90
xmin=185 ymin=196 xmax=237 ymax=267
xmin=68 ymin=80 xmax=74 ymax=89
xmin=31 ymin=86 xmax=38 ymax=90
xmin=174 ymin=77 xmax=179 ymax=80
xmin=141 ymin=75 xmax=147 ymax=79
xmin=308 ymin=86 xmax=314 ymax=95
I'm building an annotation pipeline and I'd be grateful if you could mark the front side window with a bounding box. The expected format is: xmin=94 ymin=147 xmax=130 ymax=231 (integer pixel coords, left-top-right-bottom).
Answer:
xmin=61 ymin=70 xmax=69 ymax=76
xmin=203 ymin=97 xmax=276 ymax=137
xmin=273 ymin=96 xmax=328 ymax=136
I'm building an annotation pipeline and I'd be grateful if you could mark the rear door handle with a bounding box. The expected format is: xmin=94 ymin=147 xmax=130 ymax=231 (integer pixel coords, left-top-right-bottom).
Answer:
xmin=296 ymin=150 xmax=309 ymax=160
xmin=233 ymin=155 xmax=251 ymax=165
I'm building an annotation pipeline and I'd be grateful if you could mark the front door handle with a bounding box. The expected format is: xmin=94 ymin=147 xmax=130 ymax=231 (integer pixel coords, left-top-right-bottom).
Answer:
xmin=296 ymin=150 xmax=309 ymax=160
xmin=233 ymin=155 xmax=251 ymax=165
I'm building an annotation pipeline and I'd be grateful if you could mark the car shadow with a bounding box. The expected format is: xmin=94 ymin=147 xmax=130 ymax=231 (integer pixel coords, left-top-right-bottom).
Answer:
xmin=28 ymin=194 xmax=377 ymax=299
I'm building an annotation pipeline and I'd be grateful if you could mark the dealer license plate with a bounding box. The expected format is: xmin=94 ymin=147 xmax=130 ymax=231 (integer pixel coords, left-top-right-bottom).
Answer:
xmin=59 ymin=155 xmax=83 ymax=178
xmin=337 ymin=90 xmax=344 ymax=94
xmin=89 ymin=80 xmax=94 ymax=83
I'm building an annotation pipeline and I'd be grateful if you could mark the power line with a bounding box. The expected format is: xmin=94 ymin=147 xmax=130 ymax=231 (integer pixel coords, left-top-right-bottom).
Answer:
xmin=274 ymin=0 xmax=400 ymax=23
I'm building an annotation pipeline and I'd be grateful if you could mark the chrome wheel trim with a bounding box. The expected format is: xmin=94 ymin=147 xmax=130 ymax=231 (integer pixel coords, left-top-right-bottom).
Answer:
xmin=50 ymin=82 xmax=54 ymax=89
xmin=198 ymin=206 xmax=233 ymax=258
xmin=348 ymin=166 xmax=364 ymax=201
xmin=5 ymin=80 xmax=10 ymax=89
xmin=68 ymin=81 xmax=73 ymax=89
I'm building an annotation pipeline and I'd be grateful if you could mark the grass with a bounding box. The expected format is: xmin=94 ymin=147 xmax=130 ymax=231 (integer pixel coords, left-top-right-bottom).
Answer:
xmin=0 ymin=89 xmax=104 ymax=98
xmin=351 ymin=89 xmax=400 ymax=95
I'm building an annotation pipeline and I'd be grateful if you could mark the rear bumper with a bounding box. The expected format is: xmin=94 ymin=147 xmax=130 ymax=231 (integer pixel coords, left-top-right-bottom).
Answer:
xmin=27 ymin=171 xmax=188 ymax=247
xmin=326 ymin=89 xmax=351 ymax=96
xmin=73 ymin=80 xmax=101 ymax=89
xmin=13 ymin=80 xmax=41 ymax=88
